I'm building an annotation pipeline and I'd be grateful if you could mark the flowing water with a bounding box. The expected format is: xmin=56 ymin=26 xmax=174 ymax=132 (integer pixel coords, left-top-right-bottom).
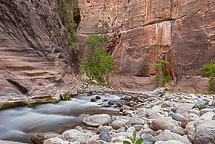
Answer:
xmin=0 ymin=93 xmax=122 ymax=143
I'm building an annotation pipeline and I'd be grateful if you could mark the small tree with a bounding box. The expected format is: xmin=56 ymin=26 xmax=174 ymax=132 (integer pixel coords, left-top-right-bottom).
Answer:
xmin=80 ymin=35 xmax=114 ymax=86
xmin=200 ymin=63 xmax=215 ymax=91
xmin=155 ymin=60 xmax=172 ymax=87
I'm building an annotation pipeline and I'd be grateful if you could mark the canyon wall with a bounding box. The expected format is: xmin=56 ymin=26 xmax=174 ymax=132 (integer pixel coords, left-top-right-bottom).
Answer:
xmin=78 ymin=0 xmax=215 ymax=92
xmin=0 ymin=0 xmax=80 ymax=103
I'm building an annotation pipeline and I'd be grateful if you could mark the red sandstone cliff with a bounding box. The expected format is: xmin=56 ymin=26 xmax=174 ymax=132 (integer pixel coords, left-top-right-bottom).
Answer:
xmin=78 ymin=0 xmax=215 ymax=92
xmin=0 ymin=0 xmax=80 ymax=103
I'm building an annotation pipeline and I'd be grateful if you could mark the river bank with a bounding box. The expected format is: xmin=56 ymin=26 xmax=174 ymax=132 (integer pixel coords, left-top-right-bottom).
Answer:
xmin=1 ymin=86 xmax=215 ymax=144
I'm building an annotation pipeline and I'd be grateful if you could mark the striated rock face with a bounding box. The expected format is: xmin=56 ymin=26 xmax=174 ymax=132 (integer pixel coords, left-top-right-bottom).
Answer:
xmin=78 ymin=0 xmax=215 ymax=92
xmin=0 ymin=0 xmax=80 ymax=104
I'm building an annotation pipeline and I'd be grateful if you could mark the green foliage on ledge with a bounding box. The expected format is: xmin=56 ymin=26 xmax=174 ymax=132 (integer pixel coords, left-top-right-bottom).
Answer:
xmin=155 ymin=60 xmax=172 ymax=87
xmin=80 ymin=35 xmax=114 ymax=86
xmin=58 ymin=0 xmax=80 ymax=46
xmin=201 ymin=63 xmax=215 ymax=91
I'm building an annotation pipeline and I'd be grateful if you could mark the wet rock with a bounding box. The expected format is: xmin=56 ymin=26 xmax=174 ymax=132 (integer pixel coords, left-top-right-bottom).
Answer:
xmin=87 ymin=92 xmax=93 ymax=96
xmin=155 ymin=131 xmax=191 ymax=144
xmin=44 ymin=138 xmax=69 ymax=144
xmin=124 ymin=96 xmax=132 ymax=101
xmin=83 ymin=114 xmax=111 ymax=127
xmin=99 ymin=128 xmax=111 ymax=142
xmin=62 ymin=129 xmax=91 ymax=143
xmin=90 ymin=98 xmax=97 ymax=102
xmin=193 ymin=120 xmax=215 ymax=144
xmin=108 ymin=101 xmax=115 ymax=105
xmin=95 ymin=96 xmax=101 ymax=99
xmin=31 ymin=133 xmax=60 ymax=144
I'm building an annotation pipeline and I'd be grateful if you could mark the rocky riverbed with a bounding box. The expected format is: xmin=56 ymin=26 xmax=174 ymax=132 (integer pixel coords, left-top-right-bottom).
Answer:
xmin=1 ymin=87 xmax=215 ymax=144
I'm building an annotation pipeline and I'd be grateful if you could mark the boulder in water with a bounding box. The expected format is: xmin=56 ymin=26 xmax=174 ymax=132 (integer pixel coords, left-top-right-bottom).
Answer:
xmin=83 ymin=114 xmax=111 ymax=127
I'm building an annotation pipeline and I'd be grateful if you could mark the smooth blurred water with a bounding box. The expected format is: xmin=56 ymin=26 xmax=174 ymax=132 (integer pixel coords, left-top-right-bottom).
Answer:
xmin=0 ymin=93 xmax=120 ymax=143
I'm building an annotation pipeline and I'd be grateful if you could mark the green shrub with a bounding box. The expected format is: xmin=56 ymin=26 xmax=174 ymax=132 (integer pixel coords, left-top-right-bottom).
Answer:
xmin=58 ymin=0 xmax=80 ymax=43
xmin=155 ymin=60 xmax=172 ymax=87
xmin=196 ymin=104 xmax=207 ymax=110
xmin=80 ymin=35 xmax=114 ymax=86
xmin=200 ymin=63 xmax=215 ymax=91
xmin=123 ymin=132 xmax=144 ymax=144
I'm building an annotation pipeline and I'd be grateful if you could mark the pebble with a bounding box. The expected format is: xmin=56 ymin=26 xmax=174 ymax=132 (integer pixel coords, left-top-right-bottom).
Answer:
xmin=40 ymin=87 xmax=215 ymax=144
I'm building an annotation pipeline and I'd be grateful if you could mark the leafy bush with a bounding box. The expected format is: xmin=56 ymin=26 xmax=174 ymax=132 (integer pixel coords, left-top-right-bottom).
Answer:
xmin=155 ymin=60 xmax=172 ymax=87
xmin=200 ymin=63 xmax=215 ymax=91
xmin=123 ymin=132 xmax=144 ymax=144
xmin=80 ymin=35 xmax=114 ymax=86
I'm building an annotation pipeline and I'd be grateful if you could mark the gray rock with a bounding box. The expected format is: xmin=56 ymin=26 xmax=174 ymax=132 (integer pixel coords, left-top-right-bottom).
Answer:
xmin=155 ymin=140 xmax=185 ymax=144
xmin=99 ymin=128 xmax=111 ymax=142
xmin=152 ymin=87 xmax=166 ymax=97
xmin=88 ymin=140 xmax=100 ymax=144
xmin=171 ymin=129 xmax=184 ymax=136
xmin=141 ymin=134 xmax=155 ymax=144
xmin=171 ymin=107 xmax=177 ymax=113
xmin=31 ymin=133 xmax=60 ymax=144
xmin=172 ymin=113 xmax=184 ymax=122
xmin=193 ymin=120 xmax=215 ymax=144
xmin=83 ymin=114 xmax=111 ymax=127
xmin=118 ymin=127 xmax=126 ymax=132
xmin=155 ymin=131 xmax=191 ymax=144
xmin=200 ymin=112 xmax=215 ymax=120
xmin=150 ymin=117 xmax=180 ymax=131
xmin=111 ymin=118 xmax=129 ymax=129
xmin=44 ymin=138 xmax=69 ymax=144
xmin=90 ymin=98 xmax=97 ymax=102
xmin=62 ymin=129 xmax=91 ymax=143
xmin=177 ymin=103 xmax=194 ymax=115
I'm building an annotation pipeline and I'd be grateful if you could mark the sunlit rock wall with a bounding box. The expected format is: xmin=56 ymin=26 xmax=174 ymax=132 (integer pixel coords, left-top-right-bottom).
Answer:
xmin=78 ymin=0 xmax=215 ymax=92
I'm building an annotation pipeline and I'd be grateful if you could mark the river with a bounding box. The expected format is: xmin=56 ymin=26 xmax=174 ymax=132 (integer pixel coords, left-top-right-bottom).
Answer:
xmin=0 ymin=93 xmax=121 ymax=143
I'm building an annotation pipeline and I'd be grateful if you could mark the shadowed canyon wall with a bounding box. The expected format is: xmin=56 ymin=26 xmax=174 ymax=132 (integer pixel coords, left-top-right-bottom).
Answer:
xmin=78 ymin=0 xmax=215 ymax=92
xmin=0 ymin=0 xmax=80 ymax=103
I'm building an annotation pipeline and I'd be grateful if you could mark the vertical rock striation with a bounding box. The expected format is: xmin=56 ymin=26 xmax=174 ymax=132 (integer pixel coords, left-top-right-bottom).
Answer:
xmin=78 ymin=0 xmax=215 ymax=92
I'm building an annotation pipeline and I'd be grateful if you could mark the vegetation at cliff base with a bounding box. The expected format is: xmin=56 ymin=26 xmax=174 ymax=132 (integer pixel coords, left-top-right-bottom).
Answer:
xmin=80 ymin=35 xmax=114 ymax=86
xmin=201 ymin=63 xmax=215 ymax=91
xmin=155 ymin=60 xmax=172 ymax=87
